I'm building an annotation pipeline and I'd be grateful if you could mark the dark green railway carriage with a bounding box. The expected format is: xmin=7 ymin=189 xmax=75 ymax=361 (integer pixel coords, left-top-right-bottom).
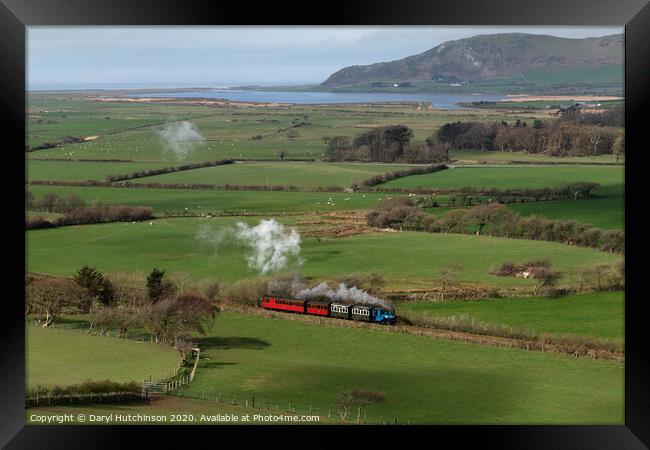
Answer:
xmin=350 ymin=305 xmax=372 ymax=322
xmin=330 ymin=303 xmax=352 ymax=319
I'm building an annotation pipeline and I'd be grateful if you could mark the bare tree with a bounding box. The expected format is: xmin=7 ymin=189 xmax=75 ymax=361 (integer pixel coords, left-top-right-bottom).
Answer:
xmin=531 ymin=267 xmax=562 ymax=296
xmin=145 ymin=294 xmax=219 ymax=355
xmin=580 ymin=263 xmax=613 ymax=291
xmin=437 ymin=264 xmax=464 ymax=300
xmin=28 ymin=278 xmax=88 ymax=327
xmin=464 ymin=203 xmax=508 ymax=236
xmin=336 ymin=390 xmax=386 ymax=421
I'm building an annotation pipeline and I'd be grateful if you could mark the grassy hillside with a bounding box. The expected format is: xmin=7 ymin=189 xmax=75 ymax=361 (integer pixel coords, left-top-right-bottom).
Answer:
xmin=26 ymin=217 xmax=621 ymax=289
xmin=179 ymin=312 xmax=622 ymax=424
xmin=399 ymin=291 xmax=623 ymax=341
xmin=27 ymin=326 xmax=180 ymax=389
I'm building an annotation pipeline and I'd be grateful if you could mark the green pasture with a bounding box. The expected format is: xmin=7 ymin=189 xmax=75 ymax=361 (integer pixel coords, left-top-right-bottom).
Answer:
xmin=26 ymin=326 xmax=180 ymax=389
xmin=26 ymin=97 xmax=539 ymax=162
xmin=26 ymin=97 xmax=211 ymax=149
xmin=26 ymin=217 xmax=621 ymax=289
xmin=26 ymin=159 xmax=171 ymax=182
xmin=381 ymin=165 xmax=624 ymax=191
xmin=429 ymin=182 xmax=623 ymax=231
xmin=399 ymin=291 xmax=623 ymax=341
xmin=508 ymin=194 xmax=623 ymax=230
xmin=129 ymin=161 xmax=416 ymax=188
xmin=449 ymin=149 xmax=620 ymax=164
xmin=26 ymin=185 xmax=393 ymax=214
xmin=179 ymin=312 xmax=622 ymax=424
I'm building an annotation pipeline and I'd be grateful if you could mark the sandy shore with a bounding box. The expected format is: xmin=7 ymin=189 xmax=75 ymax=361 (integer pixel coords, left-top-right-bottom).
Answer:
xmin=504 ymin=95 xmax=623 ymax=103
xmin=85 ymin=96 xmax=284 ymax=107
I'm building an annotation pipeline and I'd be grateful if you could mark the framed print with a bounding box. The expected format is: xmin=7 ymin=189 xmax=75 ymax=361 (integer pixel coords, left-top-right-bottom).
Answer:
xmin=1 ymin=0 xmax=648 ymax=447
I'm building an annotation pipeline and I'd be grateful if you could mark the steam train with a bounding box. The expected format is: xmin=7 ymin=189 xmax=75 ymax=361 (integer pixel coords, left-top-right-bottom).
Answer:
xmin=260 ymin=296 xmax=396 ymax=325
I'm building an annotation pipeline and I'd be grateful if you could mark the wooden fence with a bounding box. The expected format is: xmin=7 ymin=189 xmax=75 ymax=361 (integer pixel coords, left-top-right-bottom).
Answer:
xmin=143 ymin=347 xmax=200 ymax=395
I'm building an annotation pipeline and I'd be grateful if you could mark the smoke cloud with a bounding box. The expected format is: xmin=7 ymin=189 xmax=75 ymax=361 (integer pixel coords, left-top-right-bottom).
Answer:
xmin=295 ymin=282 xmax=393 ymax=310
xmin=158 ymin=121 xmax=205 ymax=159
xmin=196 ymin=219 xmax=302 ymax=275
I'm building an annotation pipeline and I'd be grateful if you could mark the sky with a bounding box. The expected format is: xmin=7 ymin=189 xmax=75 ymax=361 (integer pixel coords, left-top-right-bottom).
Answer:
xmin=27 ymin=26 xmax=623 ymax=89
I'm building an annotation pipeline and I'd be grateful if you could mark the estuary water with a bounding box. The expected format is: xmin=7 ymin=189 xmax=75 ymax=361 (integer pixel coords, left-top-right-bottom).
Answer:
xmin=129 ymin=89 xmax=506 ymax=109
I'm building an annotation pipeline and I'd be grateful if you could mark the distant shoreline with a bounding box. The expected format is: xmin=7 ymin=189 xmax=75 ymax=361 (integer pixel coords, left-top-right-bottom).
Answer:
xmin=504 ymin=94 xmax=623 ymax=102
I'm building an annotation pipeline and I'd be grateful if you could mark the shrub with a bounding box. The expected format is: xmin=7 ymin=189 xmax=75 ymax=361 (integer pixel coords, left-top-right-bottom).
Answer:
xmin=217 ymin=279 xmax=267 ymax=306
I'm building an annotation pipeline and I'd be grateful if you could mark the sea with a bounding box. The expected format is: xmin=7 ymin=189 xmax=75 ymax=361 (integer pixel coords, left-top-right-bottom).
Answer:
xmin=28 ymin=83 xmax=506 ymax=109
xmin=128 ymin=89 xmax=505 ymax=110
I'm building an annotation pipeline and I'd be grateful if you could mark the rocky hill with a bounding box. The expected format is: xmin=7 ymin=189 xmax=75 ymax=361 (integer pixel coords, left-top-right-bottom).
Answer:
xmin=322 ymin=33 xmax=623 ymax=87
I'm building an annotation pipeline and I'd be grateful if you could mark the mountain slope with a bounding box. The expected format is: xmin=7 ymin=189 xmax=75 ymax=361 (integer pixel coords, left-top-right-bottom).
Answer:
xmin=322 ymin=33 xmax=623 ymax=87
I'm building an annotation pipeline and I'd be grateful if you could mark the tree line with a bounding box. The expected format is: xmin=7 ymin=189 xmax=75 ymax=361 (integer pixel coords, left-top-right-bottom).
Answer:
xmin=323 ymin=125 xmax=449 ymax=163
xmin=435 ymin=119 xmax=624 ymax=157
xmin=353 ymin=163 xmax=448 ymax=189
xmin=105 ymin=159 xmax=234 ymax=182
xmin=26 ymin=191 xmax=153 ymax=229
xmin=26 ymin=268 xmax=218 ymax=361
xmin=366 ymin=198 xmax=624 ymax=253
xmin=28 ymin=179 xmax=349 ymax=193
xmin=558 ymin=104 xmax=624 ymax=128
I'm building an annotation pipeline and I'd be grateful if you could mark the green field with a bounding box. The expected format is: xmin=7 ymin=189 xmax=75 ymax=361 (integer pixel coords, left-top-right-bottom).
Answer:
xmin=382 ymin=165 xmax=624 ymax=191
xmin=508 ymin=194 xmax=624 ymax=230
xmin=177 ymin=311 xmax=622 ymax=424
xmin=130 ymin=162 xmax=416 ymax=188
xmin=26 ymin=185 xmax=392 ymax=215
xmin=27 ymin=97 xmax=211 ymax=149
xmin=27 ymin=159 xmax=171 ymax=182
xmin=427 ymin=181 xmax=623 ymax=230
xmin=449 ymin=149 xmax=620 ymax=165
xmin=26 ymin=97 xmax=537 ymax=162
xmin=521 ymin=64 xmax=623 ymax=86
xmin=26 ymin=217 xmax=621 ymax=289
xmin=27 ymin=326 xmax=180 ymax=389
xmin=399 ymin=291 xmax=623 ymax=341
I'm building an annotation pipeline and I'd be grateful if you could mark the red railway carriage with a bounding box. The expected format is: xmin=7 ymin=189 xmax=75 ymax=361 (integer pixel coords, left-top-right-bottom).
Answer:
xmin=305 ymin=300 xmax=330 ymax=316
xmin=261 ymin=296 xmax=306 ymax=313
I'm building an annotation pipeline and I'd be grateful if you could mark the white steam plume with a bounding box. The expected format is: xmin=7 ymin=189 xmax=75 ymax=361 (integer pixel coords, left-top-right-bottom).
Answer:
xmin=295 ymin=282 xmax=393 ymax=310
xmin=158 ymin=121 xmax=205 ymax=159
xmin=196 ymin=219 xmax=302 ymax=275
xmin=235 ymin=220 xmax=301 ymax=274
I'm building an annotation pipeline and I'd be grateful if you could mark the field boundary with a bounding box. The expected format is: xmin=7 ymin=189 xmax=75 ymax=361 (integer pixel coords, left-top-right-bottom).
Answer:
xmin=28 ymin=179 xmax=349 ymax=193
xmin=25 ymin=391 xmax=147 ymax=408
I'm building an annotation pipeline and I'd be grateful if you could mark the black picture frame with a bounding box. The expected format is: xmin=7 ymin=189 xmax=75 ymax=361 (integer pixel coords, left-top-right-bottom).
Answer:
xmin=2 ymin=0 xmax=647 ymax=447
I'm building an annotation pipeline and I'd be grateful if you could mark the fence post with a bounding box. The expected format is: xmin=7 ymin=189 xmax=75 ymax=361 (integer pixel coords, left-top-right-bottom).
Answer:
xmin=252 ymin=396 xmax=255 ymax=408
